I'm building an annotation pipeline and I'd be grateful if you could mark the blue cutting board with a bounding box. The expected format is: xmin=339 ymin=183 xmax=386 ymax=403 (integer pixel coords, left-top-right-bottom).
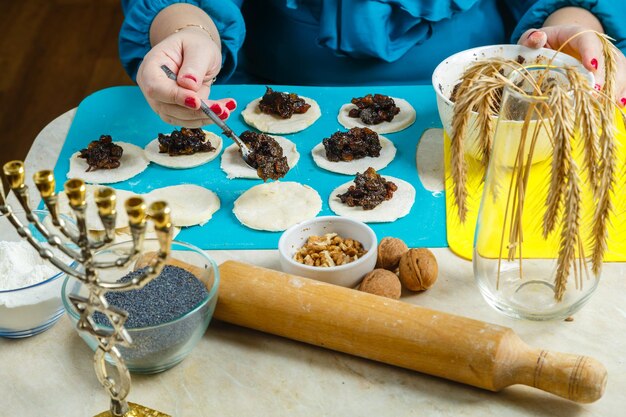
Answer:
xmin=53 ymin=86 xmax=445 ymax=249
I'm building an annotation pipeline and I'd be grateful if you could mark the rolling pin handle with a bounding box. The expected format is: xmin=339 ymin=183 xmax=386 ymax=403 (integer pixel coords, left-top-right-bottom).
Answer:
xmin=505 ymin=346 xmax=608 ymax=403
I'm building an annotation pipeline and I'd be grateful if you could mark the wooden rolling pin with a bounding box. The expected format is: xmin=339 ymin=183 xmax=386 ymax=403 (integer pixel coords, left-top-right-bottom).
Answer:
xmin=215 ymin=261 xmax=607 ymax=403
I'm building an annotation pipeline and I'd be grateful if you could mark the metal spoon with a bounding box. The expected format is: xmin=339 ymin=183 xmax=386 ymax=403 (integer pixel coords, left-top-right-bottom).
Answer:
xmin=160 ymin=65 xmax=254 ymax=168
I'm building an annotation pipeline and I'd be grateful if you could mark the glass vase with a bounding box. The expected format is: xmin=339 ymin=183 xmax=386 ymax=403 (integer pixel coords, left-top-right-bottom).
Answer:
xmin=473 ymin=65 xmax=600 ymax=320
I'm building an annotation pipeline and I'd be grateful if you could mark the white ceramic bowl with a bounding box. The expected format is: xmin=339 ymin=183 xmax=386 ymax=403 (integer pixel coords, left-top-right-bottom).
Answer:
xmin=278 ymin=216 xmax=377 ymax=288
xmin=432 ymin=44 xmax=594 ymax=165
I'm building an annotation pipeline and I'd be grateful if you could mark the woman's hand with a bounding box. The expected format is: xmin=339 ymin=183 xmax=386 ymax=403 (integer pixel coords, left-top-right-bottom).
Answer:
xmin=518 ymin=23 xmax=626 ymax=107
xmin=136 ymin=27 xmax=237 ymax=127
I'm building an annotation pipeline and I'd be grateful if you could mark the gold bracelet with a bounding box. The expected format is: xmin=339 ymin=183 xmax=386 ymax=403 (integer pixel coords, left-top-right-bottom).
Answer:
xmin=174 ymin=24 xmax=219 ymax=45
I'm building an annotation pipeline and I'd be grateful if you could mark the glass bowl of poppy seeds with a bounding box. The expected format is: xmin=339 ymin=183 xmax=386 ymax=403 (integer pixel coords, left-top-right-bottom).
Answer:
xmin=62 ymin=239 xmax=219 ymax=374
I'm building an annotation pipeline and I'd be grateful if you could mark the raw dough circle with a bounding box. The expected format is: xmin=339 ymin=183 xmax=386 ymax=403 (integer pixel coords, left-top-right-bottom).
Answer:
xmin=57 ymin=184 xmax=136 ymax=231
xmin=67 ymin=142 xmax=149 ymax=184
xmin=144 ymin=130 xmax=222 ymax=169
xmin=59 ymin=184 xmax=220 ymax=229
xmin=144 ymin=184 xmax=220 ymax=227
xmin=220 ymin=135 xmax=300 ymax=179
xmin=242 ymin=96 xmax=321 ymax=134
xmin=337 ymin=97 xmax=416 ymax=134
xmin=329 ymin=176 xmax=416 ymax=223
xmin=233 ymin=182 xmax=322 ymax=231
xmin=311 ymin=135 xmax=397 ymax=175
xmin=89 ymin=225 xmax=182 ymax=242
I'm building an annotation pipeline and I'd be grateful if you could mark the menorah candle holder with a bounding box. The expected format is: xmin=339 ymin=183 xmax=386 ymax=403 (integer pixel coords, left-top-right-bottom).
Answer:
xmin=0 ymin=160 xmax=172 ymax=417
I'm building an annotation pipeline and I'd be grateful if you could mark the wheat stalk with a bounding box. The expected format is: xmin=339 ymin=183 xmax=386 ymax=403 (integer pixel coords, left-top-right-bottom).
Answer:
xmin=449 ymin=77 xmax=475 ymax=223
xmin=542 ymin=79 xmax=570 ymax=238
xmin=450 ymin=32 xmax=621 ymax=300
xmin=590 ymin=35 xmax=618 ymax=275
xmin=450 ymin=63 xmax=496 ymax=222
xmin=548 ymin=84 xmax=580 ymax=300
xmin=554 ymin=161 xmax=581 ymax=301
xmin=511 ymin=103 xmax=550 ymax=264
xmin=591 ymin=108 xmax=616 ymax=275
xmin=599 ymin=34 xmax=618 ymax=103
xmin=568 ymin=68 xmax=601 ymax=193
xmin=450 ymin=59 xmax=529 ymax=221
xmin=475 ymin=86 xmax=499 ymax=165
xmin=507 ymin=100 xmax=538 ymax=262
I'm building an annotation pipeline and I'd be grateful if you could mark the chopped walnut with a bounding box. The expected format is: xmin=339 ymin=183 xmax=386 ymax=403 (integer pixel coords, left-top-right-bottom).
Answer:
xmin=293 ymin=233 xmax=367 ymax=267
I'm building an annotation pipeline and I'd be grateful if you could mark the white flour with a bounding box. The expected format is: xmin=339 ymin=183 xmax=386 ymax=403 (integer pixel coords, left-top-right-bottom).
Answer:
xmin=0 ymin=241 xmax=64 ymax=315
xmin=0 ymin=240 xmax=59 ymax=290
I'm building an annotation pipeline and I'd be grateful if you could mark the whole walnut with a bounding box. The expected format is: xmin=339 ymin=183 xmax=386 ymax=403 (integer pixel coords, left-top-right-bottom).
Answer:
xmin=376 ymin=237 xmax=408 ymax=271
xmin=398 ymin=248 xmax=438 ymax=291
xmin=359 ymin=269 xmax=401 ymax=299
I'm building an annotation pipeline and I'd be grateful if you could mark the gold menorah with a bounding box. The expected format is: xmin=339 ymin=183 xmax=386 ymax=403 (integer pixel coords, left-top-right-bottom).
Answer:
xmin=0 ymin=160 xmax=171 ymax=417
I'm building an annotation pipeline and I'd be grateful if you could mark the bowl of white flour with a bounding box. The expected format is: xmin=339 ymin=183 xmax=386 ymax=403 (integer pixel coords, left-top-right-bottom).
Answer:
xmin=0 ymin=210 xmax=76 ymax=338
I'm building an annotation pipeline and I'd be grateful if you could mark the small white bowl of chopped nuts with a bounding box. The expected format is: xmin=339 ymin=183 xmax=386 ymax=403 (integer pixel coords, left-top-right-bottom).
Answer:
xmin=278 ymin=216 xmax=377 ymax=287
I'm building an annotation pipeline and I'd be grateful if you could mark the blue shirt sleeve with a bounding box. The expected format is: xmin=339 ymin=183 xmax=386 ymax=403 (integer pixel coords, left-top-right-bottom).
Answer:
xmin=508 ymin=0 xmax=626 ymax=54
xmin=119 ymin=0 xmax=246 ymax=81
xmin=501 ymin=0 xmax=540 ymax=19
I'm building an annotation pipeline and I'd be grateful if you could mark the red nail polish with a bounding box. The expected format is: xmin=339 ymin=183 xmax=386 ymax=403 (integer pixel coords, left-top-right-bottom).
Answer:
xmin=595 ymin=83 xmax=602 ymax=91
xmin=591 ymin=58 xmax=598 ymax=70
xmin=225 ymin=100 xmax=236 ymax=111
xmin=219 ymin=112 xmax=228 ymax=120
xmin=183 ymin=74 xmax=197 ymax=83
xmin=621 ymin=98 xmax=626 ymax=106
xmin=210 ymin=104 xmax=223 ymax=115
xmin=184 ymin=97 xmax=196 ymax=108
